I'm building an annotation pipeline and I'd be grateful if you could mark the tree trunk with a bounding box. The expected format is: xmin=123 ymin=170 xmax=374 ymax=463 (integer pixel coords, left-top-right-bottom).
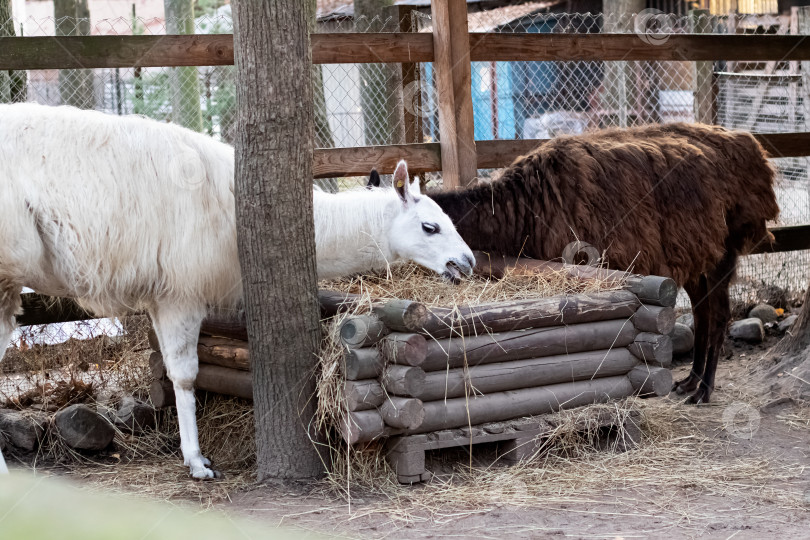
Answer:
xmin=54 ymin=0 xmax=94 ymax=109
xmin=233 ymin=0 xmax=323 ymax=480
xmin=0 ymin=0 xmax=25 ymax=103
xmin=164 ymin=0 xmax=203 ymax=131
xmin=354 ymin=0 xmax=405 ymax=146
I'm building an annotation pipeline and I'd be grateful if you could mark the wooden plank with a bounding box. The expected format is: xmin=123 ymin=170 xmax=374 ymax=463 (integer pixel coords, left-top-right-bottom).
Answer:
xmin=5 ymin=32 xmax=810 ymax=71
xmin=18 ymin=294 xmax=93 ymax=326
xmin=0 ymin=35 xmax=235 ymax=70
xmin=316 ymin=133 xmax=810 ymax=177
xmin=752 ymin=224 xmax=810 ymax=254
xmin=313 ymin=143 xmax=441 ymax=178
xmin=691 ymin=10 xmax=715 ymax=124
xmin=445 ymin=0 xmax=477 ymax=187
xmin=0 ymin=33 xmax=433 ymax=70
xmin=398 ymin=5 xmax=423 ymax=148
xmin=467 ymin=33 xmax=810 ymax=63
xmin=312 ymin=32 xmax=433 ymax=64
xmin=432 ymin=0 xmax=463 ymax=189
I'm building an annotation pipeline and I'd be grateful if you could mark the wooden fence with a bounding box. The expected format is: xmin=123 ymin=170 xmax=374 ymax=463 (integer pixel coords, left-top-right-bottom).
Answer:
xmin=2 ymin=0 xmax=810 ymax=252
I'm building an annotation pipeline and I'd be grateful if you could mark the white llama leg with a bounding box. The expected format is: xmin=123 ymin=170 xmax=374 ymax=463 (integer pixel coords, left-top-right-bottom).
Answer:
xmin=0 ymin=286 xmax=21 ymax=475
xmin=150 ymin=304 xmax=215 ymax=479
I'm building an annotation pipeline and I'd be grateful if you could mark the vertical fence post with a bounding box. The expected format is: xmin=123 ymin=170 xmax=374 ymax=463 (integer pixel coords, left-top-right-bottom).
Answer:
xmin=690 ymin=9 xmax=715 ymax=124
xmin=602 ymin=0 xmax=643 ymax=128
xmin=432 ymin=0 xmax=477 ymax=189
xmin=398 ymin=5 xmax=422 ymax=147
xmin=798 ymin=7 xmax=810 ymax=184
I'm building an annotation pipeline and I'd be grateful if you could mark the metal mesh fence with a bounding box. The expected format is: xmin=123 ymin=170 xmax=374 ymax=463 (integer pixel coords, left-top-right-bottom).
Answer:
xmin=0 ymin=8 xmax=808 ymax=353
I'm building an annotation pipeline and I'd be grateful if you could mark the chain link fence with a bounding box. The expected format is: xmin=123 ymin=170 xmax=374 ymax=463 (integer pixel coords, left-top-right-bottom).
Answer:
xmin=0 ymin=8 xmax=808 ymax=368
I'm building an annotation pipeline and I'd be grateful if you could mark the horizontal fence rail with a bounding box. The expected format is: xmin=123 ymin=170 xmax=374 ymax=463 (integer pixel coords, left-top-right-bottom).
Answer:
xmin=4 ymin=33 xmax=810 ymax=70
xmin=313 ymin=133 xmax=810 ymax=178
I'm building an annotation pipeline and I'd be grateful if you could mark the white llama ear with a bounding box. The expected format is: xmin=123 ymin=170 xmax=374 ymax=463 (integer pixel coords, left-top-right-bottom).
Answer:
xmin=393 ymin=160 xmax=412 ymax=204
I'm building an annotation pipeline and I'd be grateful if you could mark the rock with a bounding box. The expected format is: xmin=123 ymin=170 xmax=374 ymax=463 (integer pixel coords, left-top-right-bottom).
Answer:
xmin=729 ymin=318 xmax=765 ymax=343
xmin=676 ymin=313 xmax=694 ymax=331
xmin=670 ymin=323 xmax=695 ymax=355
xmin=54 ymin=404 xmax=115 ymax=451
xmin=0 ymin=409 xmax=47 ymax=452
xmin=113 ymin=397 xmax=156 ymax=433
xmin=778 ymin=315 xmax=799 ymax=334
xmin=748 ymin=304 xmax=778 ymax=324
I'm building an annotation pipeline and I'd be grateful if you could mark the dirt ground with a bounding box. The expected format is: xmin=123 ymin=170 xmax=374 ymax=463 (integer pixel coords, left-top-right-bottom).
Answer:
xmin=222 ymin=359 xmax=810 ymax=539
xmin=9 ymin=331 xmax=810 ymax=539
xmin=217 ymin=335 xmax=810 ymax=538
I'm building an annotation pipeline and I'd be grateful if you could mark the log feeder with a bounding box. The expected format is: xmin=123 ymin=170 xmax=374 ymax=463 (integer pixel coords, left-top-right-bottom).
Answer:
xmin=141 ymin=256 xmax=674 ymax=455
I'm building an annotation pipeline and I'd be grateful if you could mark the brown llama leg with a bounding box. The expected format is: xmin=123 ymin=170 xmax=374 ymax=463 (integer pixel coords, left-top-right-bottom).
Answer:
xmin=687 ymin=252 xmax=738 ymax=404
xmin=674 ymin=276 xmax=710 ymax=395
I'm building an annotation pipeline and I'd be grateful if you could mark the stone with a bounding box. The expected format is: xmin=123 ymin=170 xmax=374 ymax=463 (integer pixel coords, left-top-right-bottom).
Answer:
xmin=729 ymin=318 xmax=765 ymax=343
xmin=778 ymin=315 xmax=799 ymax=334
xmin=676 ymin=313 xmax=694 ymax=331
xmin=54 ymin=404 xmax=115 ymax=451
xmin=748 ymin=304 xmax=778 ymax=324
xmin=113 ymin=397 xmax=156 ymax=433
xmin=0 ymin=409 xmax=47 ymax=452
xmin=670 ymin=323 xmax=695 ymax=355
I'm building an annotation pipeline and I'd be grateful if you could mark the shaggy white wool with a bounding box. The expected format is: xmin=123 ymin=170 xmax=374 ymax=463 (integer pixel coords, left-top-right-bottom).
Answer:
xmin=0 ymin=104 xmax=473 ymax=478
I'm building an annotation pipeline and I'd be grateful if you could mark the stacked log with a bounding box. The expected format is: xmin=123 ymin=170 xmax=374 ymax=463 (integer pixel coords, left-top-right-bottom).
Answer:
xmin=337 ymin=285 xmax=675 ymax=445
xmin=145 ymin=263 xmax=675 ymax=450
xmin=148 ymin=290 xmax=365 ymax=406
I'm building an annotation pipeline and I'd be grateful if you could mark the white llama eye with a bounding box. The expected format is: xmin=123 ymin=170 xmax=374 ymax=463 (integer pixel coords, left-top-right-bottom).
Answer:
xmin=422 ymin=222 xmax=440 ymax=235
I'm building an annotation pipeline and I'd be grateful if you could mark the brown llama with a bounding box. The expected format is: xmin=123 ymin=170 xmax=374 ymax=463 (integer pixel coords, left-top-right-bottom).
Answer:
xmin=428 ymin=123 xmax=779 ymax=404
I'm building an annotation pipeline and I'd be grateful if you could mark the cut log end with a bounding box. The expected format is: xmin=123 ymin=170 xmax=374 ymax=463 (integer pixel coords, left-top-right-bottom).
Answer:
xmin=633 ymin=305 xmax=676 ymax=335
xmin=630 ymin=276 xmax=678 ymax=308
xmin=340 ymin=410 xmax=386 ymax=445
xmin=628 ymin=365 xmax=673 ymax=397
xmin=379 ymin=397 xmax=425 ymax=430
xmin=340 ymin=314 xmax=389 ymax=348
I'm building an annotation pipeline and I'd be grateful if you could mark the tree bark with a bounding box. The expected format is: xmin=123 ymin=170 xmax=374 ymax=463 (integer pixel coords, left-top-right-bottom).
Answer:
xmin=164 ymin=0 xmax=203 ymax=131
xmin=233 ymin=0 xmax=323 ymax=480
xmin=54 ymin=0 xmax=94 ymax=109
xmin=0 ymin=0 xmax=25 ymax=103
xmin=354 ymin=0 xmax=405 ymax=146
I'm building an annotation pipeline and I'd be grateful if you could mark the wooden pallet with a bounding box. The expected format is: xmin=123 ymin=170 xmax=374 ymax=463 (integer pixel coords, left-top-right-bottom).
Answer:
xmin=384 ymin=408 xmax=641 ymax=484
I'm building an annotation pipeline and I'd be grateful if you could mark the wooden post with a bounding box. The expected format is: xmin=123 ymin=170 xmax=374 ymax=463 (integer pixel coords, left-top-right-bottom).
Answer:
xmin=602 ymin=0 xmax=643 ymax=128
xmin=799 ymin=8 xmax=810 ymax=184
xmin=432 ymin=0 xmax=477 ymax=188
xmin=398 ymin=5 xmax=422 ymax=148
xmin=691 ymin=9 xmax=715 ymax=124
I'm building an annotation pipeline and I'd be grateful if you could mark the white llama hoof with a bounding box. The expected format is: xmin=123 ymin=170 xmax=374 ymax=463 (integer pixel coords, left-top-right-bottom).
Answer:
xmin=187 ymin=456 xmax=218 ymax=480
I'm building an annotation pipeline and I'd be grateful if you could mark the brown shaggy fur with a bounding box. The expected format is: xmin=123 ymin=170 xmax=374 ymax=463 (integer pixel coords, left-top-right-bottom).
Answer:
xmin=429 ymin=123 xmax=779 ymax=403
